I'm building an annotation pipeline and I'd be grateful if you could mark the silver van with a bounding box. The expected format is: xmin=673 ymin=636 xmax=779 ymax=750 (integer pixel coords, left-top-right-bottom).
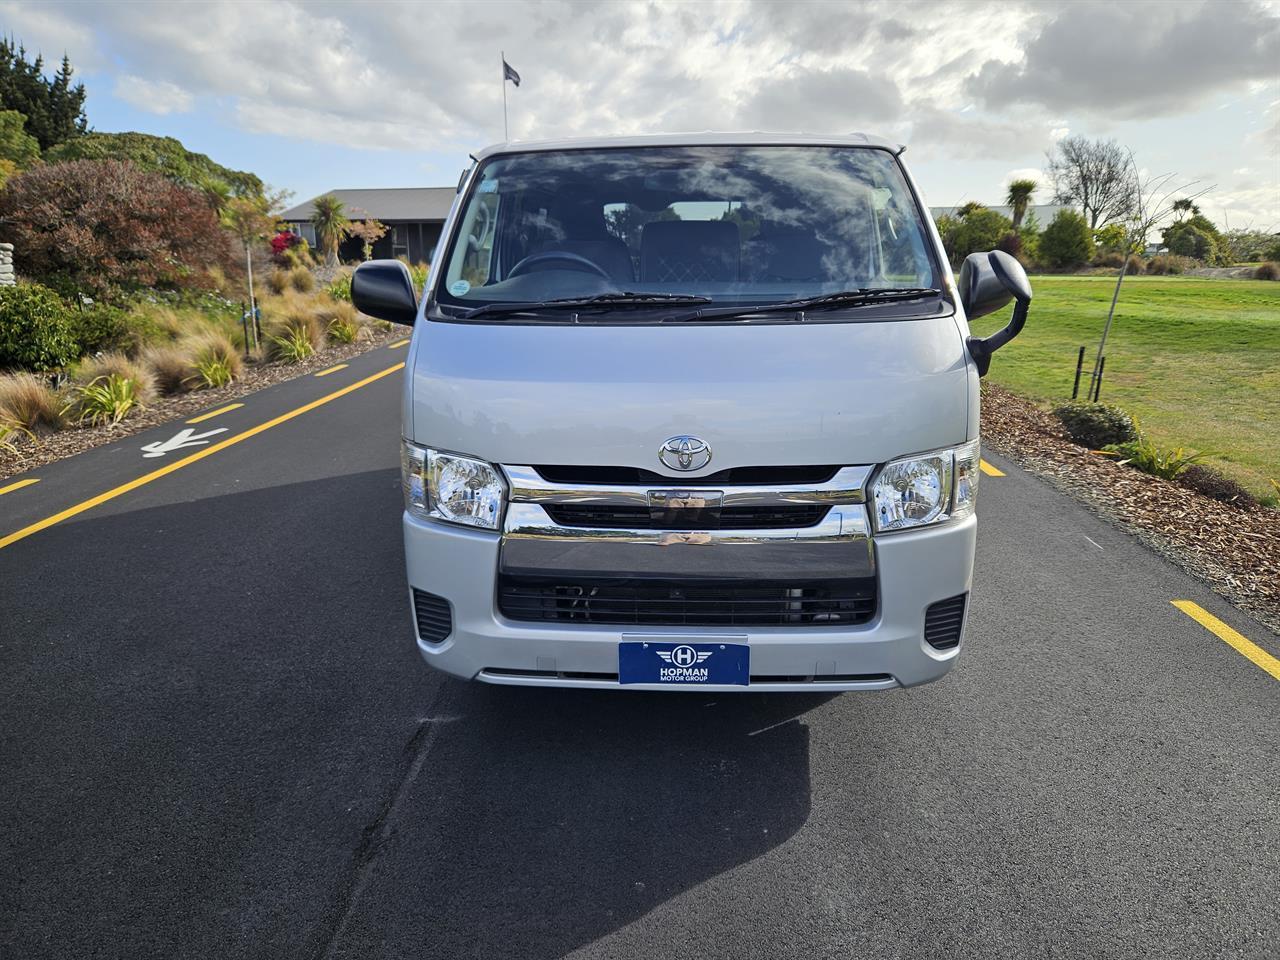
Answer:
xmin=352 ymin=133 xmax=1031 ymax=691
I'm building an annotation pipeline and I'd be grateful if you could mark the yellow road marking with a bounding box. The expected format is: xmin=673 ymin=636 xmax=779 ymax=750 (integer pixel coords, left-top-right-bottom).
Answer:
xmin=314 ymin=364 xmax=348 ymax=377
xmin=0 ymin=477 xmax=40 ymax=496
xmin=0 ymin=363 xmax=405 ymax=552
xmin=389 ymin=338 xmax=411 ymax=348
xmin=186 ymin=403 xmax=244 ymax=424
xmin=980 ymin=459 xmax=1005 ymax=477
xmin=1172 ymin=600 xmax=1280 ymax=682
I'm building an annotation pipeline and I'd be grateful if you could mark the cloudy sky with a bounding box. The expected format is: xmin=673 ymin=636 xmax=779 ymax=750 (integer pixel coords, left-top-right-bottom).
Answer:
xmin=4 ymin=0 xmax=1277 ymax=227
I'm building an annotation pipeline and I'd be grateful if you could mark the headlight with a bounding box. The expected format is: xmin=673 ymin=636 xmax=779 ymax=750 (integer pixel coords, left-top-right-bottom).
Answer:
xmin=401 ymin=441 xmax=506 ymax=530
xmin=871 ymin=440 xmax=979 ymax=533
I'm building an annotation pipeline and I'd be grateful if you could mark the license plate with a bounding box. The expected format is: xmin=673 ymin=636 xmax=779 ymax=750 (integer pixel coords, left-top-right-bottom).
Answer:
xmin=618 ymin=641 xmax=750 ymax=686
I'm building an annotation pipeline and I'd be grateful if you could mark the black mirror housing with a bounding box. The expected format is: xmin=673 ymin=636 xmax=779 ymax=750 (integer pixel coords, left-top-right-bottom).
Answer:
xmin=959 ymin=250 xmax=1032 ymax=377
xmin=352 ymin=260 xmax=419 ymax=326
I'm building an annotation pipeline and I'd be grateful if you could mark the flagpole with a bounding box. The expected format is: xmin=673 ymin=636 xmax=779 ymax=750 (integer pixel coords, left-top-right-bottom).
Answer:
xmin=501 ymin=50 xmax=508 ymax=140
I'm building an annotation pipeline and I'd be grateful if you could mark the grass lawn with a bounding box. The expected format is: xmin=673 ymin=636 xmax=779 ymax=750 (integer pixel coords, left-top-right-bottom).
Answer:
xmin=969 ymin=275 xmax=1280 ymax=502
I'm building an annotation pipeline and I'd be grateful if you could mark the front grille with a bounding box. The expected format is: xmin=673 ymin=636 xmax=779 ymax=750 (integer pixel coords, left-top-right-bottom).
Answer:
xmin=532 ymin=464 xmax=840 ymax=486
xmin=412 ymin=588 xmax=453 ymax=643
xmin=498 ymin=576 xmax=877 ymax=627
xmin=924 ymin=593 xmax=967 ymax=650
xmin=542 ymin=503 xmax=829 ymax=530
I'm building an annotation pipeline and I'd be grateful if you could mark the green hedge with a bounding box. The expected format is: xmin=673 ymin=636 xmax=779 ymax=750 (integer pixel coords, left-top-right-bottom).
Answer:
xmin=0 ymin=282 xmax=79 ymax=370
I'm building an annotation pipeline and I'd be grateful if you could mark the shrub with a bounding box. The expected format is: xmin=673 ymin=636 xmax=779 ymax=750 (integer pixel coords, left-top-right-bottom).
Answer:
xmin=0 ymin=419 xmax=31 ymax=453
xmin=70 ymin=373 xmax=145 ymax=426
xmin=328 ymin=271 xmax=353 ymax=302
xmin=0 ymin=159 xmax=236 ymax=297
xmin=0 ymin=371 xmax=66 ymax=433
xmin=327 ymin=318 xmax=359 ymax=344
xmin=143 ymin=344 xmax=197 ymax=395
xmin=263 ymin=296 xmax=327 ymax=354
xmin=1125 ymin=255 xmax=1143 ymax=275
xmin=266 ymin=270 xmax=291 ymax=296
xmin=1052 ymin=401 xmax=1139 ymax=449
xmin=1040 ymin=210 xmax=1095 ymax=270
xmin=937 ymin=206 xmax=1013 ymax=265
xmin=185 ymin=332 xmax=243 ymax=389
xmin=1177 ymin=464 xmax=1259 ymax=508
xmin=1094 ymin=250 xmax=1126 ymax=268
xmin=0 ymin=283 xmax=78 ymax=371
xmin=1255 ymin=262 xmax=1279 ymax=281
xmin=268 ymin=325 xmax=315 ymax=362
xmin=1146 ymin=254 xmax=1194 ymax=276
xmin=287 ymin=267 xmax=315 ymax=294
xmin=68 ymin=303 xmax=133 ymax=356
xmin=77 ymin=352 xmax=156 ymax=404
xmin=1105 ymin=438 xmax=1206 ymax=481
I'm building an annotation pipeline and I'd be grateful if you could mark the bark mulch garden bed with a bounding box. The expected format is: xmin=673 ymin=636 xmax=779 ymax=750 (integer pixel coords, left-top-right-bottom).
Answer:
xmin=981 ymin=384 xmax=1280 ymax=635
xmin=0 ymin=327 xmax=402 ymax=485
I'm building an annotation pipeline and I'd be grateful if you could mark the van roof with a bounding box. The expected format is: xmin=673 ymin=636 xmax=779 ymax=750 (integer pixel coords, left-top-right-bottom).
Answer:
xmin=473 ymin=131 xmax=903 ymax=160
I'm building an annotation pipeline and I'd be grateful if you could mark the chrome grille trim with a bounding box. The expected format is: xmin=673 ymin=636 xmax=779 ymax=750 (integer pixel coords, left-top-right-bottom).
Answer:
xmin=503 ymin=464 xmax=872 ymax=508
xmin=498 ymin=463 xmax=876 ymax=581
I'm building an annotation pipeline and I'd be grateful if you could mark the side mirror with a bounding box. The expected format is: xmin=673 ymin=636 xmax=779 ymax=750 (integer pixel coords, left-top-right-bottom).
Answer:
xmin=958 ymin=250 xmax=1032 ymax=377
xmin=351 ymin=260 xmax=419 ymax=326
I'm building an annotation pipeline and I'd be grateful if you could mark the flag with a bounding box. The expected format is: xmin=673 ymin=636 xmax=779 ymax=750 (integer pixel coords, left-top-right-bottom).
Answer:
xmin=503 ymin=59 xmax=521 ymax=87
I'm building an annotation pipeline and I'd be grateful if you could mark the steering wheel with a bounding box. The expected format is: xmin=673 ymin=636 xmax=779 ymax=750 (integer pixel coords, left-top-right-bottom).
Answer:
xmin=507 ymin=251 xmax=610 ymax=279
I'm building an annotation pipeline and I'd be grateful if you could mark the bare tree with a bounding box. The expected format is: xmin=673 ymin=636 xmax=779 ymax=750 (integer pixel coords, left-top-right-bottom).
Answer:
xmin=1085 ymin=153 xmax=1212 ymax=399
xmin=1046 ymin=135 xmax=1137 ymax=229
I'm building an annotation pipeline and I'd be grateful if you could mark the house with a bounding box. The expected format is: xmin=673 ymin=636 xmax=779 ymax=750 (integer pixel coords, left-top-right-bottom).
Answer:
xmin=929 ymin=204 xmax=1074 ymax=226
xmin=280 ymin=187 xmax=456 ymax=264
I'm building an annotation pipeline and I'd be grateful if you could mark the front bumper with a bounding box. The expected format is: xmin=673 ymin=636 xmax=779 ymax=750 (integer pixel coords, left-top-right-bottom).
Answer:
xmin=402 ymin=510 xmax=976 ymax=692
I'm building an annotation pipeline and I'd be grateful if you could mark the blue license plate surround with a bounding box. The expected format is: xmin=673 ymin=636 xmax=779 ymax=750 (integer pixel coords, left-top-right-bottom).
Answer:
xmin=618 ymin=640 xmax=750 ymax=686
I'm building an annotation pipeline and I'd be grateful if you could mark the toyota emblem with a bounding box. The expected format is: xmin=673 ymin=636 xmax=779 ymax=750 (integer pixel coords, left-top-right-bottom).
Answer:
xmin=659 ymin=436 xmax=712 ymax=472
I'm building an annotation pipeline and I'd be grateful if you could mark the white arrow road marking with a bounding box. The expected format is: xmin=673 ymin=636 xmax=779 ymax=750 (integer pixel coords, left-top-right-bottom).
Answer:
xmin=140 ymin=427 xmax=229 ymax=458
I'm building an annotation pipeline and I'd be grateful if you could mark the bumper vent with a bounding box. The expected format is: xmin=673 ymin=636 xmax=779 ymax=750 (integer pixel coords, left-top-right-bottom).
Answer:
xmin=542 ymin=503 xmax=829 ymax=530
xmin=498 ymin=576 xmax=876 ymax=627
xmin=412 ymin=589 xmax=453 ymax=643
xmin=924 ymin=593 xmax=967 ymax=650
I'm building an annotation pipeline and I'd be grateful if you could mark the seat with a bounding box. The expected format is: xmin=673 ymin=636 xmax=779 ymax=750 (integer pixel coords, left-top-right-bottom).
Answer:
xmin=640 ymin=220 xmax=740 ymax=284
xmin=743 ymin=226 xmax=830 ymax=283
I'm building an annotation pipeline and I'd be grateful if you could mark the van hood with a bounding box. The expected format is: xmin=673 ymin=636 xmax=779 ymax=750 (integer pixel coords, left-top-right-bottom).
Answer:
xmin=408 ymin=315 xmax=973 ymax=473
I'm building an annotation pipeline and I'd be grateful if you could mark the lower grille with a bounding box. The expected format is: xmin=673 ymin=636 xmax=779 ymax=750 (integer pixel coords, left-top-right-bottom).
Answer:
xmin=498 ymin=576 xmax=877 ymax=627
xmin=542 ymin=503 xmax=829 ymax=530
xmin=412 ymin=588 xmax=453 ymax=643
xmin=924 ymin=593 xmax=967 ymax=650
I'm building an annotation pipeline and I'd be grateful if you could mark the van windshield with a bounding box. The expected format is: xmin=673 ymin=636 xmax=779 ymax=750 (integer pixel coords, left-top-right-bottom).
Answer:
xmin=437 ymin=146 xmax=937 ymax=315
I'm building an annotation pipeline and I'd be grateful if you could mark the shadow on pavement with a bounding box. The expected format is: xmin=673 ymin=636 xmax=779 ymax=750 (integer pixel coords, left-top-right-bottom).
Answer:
xmin=331 ymin=682 xmax=834 ymax=960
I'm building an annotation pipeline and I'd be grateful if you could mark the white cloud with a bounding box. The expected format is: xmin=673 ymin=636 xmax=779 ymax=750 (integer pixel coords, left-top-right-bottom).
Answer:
xmin=112 ymin=74 xmax=193 ymax=114
xmin=5 ymin=0 xmax=1276 ymax=223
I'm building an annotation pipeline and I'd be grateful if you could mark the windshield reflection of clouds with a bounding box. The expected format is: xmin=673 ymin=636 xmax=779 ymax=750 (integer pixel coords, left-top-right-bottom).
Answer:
xmin=444 ymin=146 xmax=934 ymax=302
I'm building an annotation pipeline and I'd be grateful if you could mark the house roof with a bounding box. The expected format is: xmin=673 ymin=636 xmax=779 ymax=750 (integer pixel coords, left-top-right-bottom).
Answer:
xmin=929 ymin=203 xmax=1073 ymax=222
xmin=280 ymin=187 xmax=455 ymax=223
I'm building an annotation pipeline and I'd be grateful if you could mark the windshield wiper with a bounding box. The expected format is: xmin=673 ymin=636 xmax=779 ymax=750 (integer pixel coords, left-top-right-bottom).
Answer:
xmin=458 ymin=292 xmax=711 ymax=320
xmin=660 ymin=287 xmax=942 ymax=323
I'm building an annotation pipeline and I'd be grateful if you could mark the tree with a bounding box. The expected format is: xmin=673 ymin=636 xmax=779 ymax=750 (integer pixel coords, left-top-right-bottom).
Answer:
xmin=1040 ymin=210 xmax=1095 ymax=269
xmin=311 ymin=195 xmax=351 ymax=265
xmin=0 ymin=109 xmax=39 ymax=169
xmin=0 ymin=159 xmax=236 ymax=296
xmin=1005 ymin=178 xmax=1037 ymax=230
xmin=347 ymin=216 xmax=388 ymax=261
xmin=936 ymin=205 xmax=1012 ymax=266
xmin=45 ymin=132 xmax=265 ymax=201
xmin=1170 ymin=198 xmax=1200 ymax=224
xmin=1046 ymin=135 xmax=1137 ymax=229
xmin=0 ymin=41 xmax=86 ymax=151
xmin=221 ymin=194 xmax=286 ymax=347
